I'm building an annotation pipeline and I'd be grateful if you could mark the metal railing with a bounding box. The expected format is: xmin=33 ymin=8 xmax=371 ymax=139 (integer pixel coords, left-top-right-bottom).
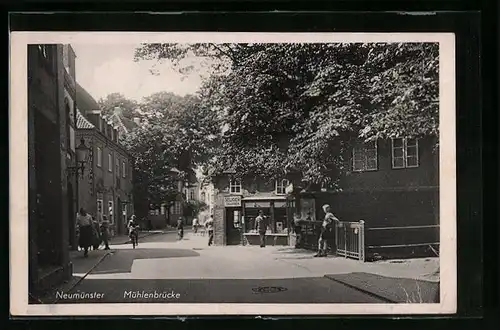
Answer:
xmin=335 ymin=220 xmax=365 ymax=261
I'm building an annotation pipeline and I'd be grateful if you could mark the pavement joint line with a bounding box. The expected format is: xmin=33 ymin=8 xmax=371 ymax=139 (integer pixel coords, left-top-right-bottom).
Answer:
xmin=323 ymin=275 xmax=398 ymax=303
xmin=55 ymin=251 xmax=114 ymax=302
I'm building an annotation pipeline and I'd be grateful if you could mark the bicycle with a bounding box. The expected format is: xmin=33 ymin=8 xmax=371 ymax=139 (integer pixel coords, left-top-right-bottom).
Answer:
xmin=129 ymin=227 xmax=139 ymax=249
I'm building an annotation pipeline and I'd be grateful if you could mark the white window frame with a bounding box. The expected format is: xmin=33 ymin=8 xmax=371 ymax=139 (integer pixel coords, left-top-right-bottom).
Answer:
xmin=96 ymin=147 xmax=102 ymax=167
xmin=108 ymin=200 xmax=114 ymax=224
xmin=229 ymin=180 xmax=241 ymax=194
xmin=108 ymin=153 xmax=113 ymax=172
xmin=352 ymin=140 xmax=378 ymax=172
xmin=391 ymin=138 xmax=419 ymax=169
xmin=275 ymin=179 xmax=289 ymax=195
xmin=122 ymin=161 xmax=126 ymax=178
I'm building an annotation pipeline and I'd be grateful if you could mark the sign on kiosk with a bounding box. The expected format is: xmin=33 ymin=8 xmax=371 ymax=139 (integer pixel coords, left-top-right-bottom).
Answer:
xmin=224 ymin=195 xmax=242 ymax=207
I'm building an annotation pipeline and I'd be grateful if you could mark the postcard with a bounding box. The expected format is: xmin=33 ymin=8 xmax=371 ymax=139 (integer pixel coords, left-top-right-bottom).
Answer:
xmin=10 ymin=31 xmax=456 ymax=316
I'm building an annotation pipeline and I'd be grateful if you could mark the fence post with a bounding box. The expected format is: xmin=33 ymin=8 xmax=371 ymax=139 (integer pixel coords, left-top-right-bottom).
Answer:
xmin=344 ymin=223 xmax=347 ymax=258
xmin=359 ymin=220 xmax=365 ymax=262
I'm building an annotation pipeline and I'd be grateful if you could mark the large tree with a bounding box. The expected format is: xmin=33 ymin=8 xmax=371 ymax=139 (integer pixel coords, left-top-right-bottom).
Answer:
xmin=121 ymin=91 xmax=220 ymax=216
xmin=134 ymin=42 xmax=439 ymax=186
xmin=98 ymin=92 xmax=140 ymax=119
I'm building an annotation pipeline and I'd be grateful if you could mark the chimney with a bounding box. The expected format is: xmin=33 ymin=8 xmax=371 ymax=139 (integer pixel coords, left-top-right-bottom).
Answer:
xmin=133 ymin=117 xmax=140 ymax=125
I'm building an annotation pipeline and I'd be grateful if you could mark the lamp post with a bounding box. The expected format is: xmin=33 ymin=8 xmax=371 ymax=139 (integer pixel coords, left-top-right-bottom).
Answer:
xmin=68 ymin=137 xmax=90 ymax=208
xmin=66 ymin=137 xmax=90 ymax=250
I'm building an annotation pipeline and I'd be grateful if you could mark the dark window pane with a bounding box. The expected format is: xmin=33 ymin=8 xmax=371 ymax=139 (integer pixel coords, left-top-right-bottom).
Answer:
xmin=392 ymin=138 xmax=403 ymax=148
xmin=366 ymin=149 xmax=377 ymax=159
xmin=406 ymin=138 xmax=417 ymax=147
xmin=407 ymin=156 xmax=418 ymax=167
xmin=353 ymin=160 xmax=365 ymax=171
xmin=393 ymin=147 xmax=404 ymax=158
xmin=406 ymin=146 xmax=418 ymax=157
xmin=367 ymin=159 xmax=377 ymax=170
xmin=393 ymin=157 xmax=405 ymax=168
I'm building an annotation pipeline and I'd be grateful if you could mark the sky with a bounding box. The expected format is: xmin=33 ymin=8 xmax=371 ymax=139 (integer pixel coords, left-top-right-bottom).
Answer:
xmin=71 ymin=43 xmax=205 ymax=102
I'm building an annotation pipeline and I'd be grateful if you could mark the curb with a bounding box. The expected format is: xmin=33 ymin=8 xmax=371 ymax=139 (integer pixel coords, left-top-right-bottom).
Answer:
xmin=323 ymin=275 xmax=398 ymax=303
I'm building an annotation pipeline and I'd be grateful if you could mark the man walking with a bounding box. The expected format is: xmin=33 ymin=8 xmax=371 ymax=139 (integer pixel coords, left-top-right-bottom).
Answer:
xmin=205 ymin=215 xmax=214 ymax=246
xmin=100 ymin=215 xmax=111 ymax=250
xmin=255 ymin=210 xmax=267 ymax=248
xmin=314 ymin=204 xmax=339 ymax=257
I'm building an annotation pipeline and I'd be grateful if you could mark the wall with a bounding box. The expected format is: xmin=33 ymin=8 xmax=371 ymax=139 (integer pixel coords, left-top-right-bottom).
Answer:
xmin=338 ymin=137 xmax=439 ymax=191
xmin=28 ymin=44 xmax=72 ymax=294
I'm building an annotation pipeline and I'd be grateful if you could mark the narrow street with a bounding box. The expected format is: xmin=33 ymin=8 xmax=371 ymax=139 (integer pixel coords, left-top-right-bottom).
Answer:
xmin=55 ymin=231 xmax=388 ymax=304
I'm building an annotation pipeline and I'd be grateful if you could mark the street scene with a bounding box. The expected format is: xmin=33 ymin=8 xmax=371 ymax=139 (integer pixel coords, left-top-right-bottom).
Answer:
xmin=25 ymin=39 xmax=441 ymax=306
xmin=37 ymin=229 xmax=439 ymax=304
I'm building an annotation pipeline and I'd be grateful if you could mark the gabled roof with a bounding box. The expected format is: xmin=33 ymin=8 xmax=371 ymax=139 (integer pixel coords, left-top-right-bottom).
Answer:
xmin=76 ymin=82 xmax=100 ymax=114
xmin=76 ymin=109 xmax=95 ymax=129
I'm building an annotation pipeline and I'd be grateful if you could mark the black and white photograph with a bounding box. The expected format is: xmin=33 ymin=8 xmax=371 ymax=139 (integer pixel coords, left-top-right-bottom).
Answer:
xmin=10 ymin=32 xmax=456 ymax=316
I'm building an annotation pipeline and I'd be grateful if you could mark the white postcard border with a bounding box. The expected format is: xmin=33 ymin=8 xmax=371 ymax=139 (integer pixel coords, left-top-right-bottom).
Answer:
xmin=10 ymin=32 xmax=456 ymax=316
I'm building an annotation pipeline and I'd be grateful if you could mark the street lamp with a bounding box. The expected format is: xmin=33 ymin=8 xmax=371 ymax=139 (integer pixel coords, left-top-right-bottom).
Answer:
xmin=68 ymin=138 xmax=90 ymax=178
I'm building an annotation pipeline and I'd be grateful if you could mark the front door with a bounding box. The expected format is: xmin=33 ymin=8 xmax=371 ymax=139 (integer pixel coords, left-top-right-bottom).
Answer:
xmin=225 ymin=208 xmax=242 ymax=245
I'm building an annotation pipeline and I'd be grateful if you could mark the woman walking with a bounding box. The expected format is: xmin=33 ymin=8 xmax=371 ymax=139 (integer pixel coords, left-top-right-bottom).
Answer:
xmin=76 ymin=208 xmax=93 ymax=257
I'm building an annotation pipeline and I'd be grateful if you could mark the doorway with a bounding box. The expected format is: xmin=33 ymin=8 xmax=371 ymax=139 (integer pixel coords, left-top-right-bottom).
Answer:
xmin=116 ymin=198 xmax=122 ymax=235
xmin=225 ymin=207 xmax=242 ymax=245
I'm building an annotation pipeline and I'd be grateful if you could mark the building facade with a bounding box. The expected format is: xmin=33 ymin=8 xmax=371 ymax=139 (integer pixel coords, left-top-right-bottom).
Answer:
xmin=75 ymin=83 xmax=134 ymax=236
xmin=211 ymin=174 xmax=292 ymax=246
xmin=290 ymin=136 xmax=440 ymax=259
xmin=210 ymin=136 xmax=439 ymax=259
xmin=28 ymin=44 xmax=76 ymax=297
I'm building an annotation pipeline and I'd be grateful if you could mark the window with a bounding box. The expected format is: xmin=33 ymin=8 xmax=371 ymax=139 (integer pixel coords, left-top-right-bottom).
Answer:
xmin=122 ymin=161 xmax=126 ymax=178
xmin=96 ymin=147 xmax=102 ymax=167
xmin=275 ymin=179 xmax=289 ymax=195
xmin=174 ymin=201 xmax=182 ymax=214
xmin=108 ymin=200 xmax=114 ymax=224
xmin=97 ymin=199 xmax=103 ymax=217
xmin=110 ymin=129 xmax=114 ymax=141
xmin=352 ymin=140 xmax=378 ymax=172
xmin=108 ymin=153 xmax=113 ymax=172
xmin=392 ymin=138 xmax=419 ymax=169
xmin=190 ymin=189 xmax=195 ymax=201
xmin=201 ymin=192 xmax=206 ymax=203
xmin=229 ymin=180 xmax=241 ymax=194
xmin=116 ymin=157 xmax=119 ymax=176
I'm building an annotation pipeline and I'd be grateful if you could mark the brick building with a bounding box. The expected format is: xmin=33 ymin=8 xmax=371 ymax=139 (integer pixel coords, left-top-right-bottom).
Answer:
xmin=75 ymin=83 xmax=135 ymax=236
xmin=28 ymin=44 xmax=76 ymax=297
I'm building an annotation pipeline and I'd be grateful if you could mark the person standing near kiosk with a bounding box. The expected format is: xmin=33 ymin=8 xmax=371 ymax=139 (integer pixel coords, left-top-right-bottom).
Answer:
xmin=255 ymin=210 xmax=267 ymax=248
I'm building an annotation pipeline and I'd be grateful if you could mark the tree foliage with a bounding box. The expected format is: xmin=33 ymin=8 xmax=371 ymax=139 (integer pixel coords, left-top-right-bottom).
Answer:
xmin=120 ymin=91 xmax=220 ymax=213
xmin=134 ymin=42 xmax=439 ymax=186
xmin=98 ymin=92 xmax=140 ymax=119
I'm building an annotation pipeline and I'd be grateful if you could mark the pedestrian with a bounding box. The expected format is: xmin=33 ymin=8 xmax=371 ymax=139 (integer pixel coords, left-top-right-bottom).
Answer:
xmin=100 ymin=215 xmax=110 ymax=250
xmin=293 ymin=213 xmax=304 ymax=249
xmin=192 ymin=217 xmax=199 ymax=234
xmin=255 ymin=210 xmax=267 ymax=248
xmin=128 ymin=215 xmax=139 ymax=246
xmin=205 ymin=215 xmax=214 ymax=246
xmin=177 ymin=217 xmax=184 ymax=240
xmin=76 ymin=208 xmax=93 ymax=257
xmin=314 ymin=204 xmax=339 ymax=257
xmin=91 ymin=216 xmax=101 ymax=250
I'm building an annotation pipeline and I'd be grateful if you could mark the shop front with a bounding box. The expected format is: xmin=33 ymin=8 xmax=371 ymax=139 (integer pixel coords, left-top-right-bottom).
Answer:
xmin=241 ymin=196 xmax=291 ymax=246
